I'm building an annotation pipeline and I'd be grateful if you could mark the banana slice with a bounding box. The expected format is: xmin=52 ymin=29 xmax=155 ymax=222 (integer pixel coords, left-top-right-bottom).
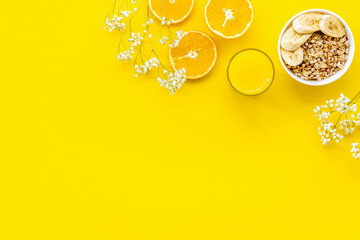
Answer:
xmin=320 ymin=15 xmax=346 ymax=38
xmin=281 ymin=48 xmax=304 ymax=67
xmin=281 ymin=26 xmax=312 ymax=51
xmin=293 ymin=13 xmax=323 ymax=34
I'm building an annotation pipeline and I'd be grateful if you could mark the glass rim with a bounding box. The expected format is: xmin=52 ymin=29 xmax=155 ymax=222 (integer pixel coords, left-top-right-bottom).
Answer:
xmin=227 ymin=48 xmax=275 ymax=96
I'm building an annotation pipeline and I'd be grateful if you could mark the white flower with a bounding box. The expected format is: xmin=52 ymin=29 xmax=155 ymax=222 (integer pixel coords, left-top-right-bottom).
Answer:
xmin=103 ymin=11 xmax=131 ymax=32
xmin=340 ymin=119 xmax=355 ymax=135
xmin=161 ymin=16 xmax=166 ymax=25
xmin=134 ymin=58 xmax=160 ymax=75
xmin=335 ymin=93 xmax=352 ymax=114
xmin=117 ymin=50 xmax=133 ymax=61
xmin=127 ymin=32 xmax=143 ymax=49
xmin=314 ymin=93 xmax=360 ymax=145
xmin=104 ymin=3 xmax=186 ymax=95
xmin=159 ymin=36 xmax=168 ymax=45
xmin=158 ymin=68 xmax=186 ymax=94
xmin=170 ymin=31 xmax=185 ymax=48
xmin=317 ymin=121 xmax=343 ymax=145
xmin=351 ymin=143 xmax=360 ymax=159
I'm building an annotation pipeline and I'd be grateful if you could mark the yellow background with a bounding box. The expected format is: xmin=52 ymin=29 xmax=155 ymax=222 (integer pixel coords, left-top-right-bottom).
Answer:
xmin=2 ymin=0 xmax=360 ymax=239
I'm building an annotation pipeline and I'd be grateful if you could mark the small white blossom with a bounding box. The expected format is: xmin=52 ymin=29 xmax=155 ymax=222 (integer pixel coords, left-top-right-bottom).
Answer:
xmin=104 ymin=3 xmax=186 ymax=95
xmin=117 ymin=50 xmax=133 ymax=61
xmin=159 ymin=36 xmax=168 ymax=45
xmin=351 ymin=143 xmax=360 ymax=159
xmin=170 ymin=31 xmax=185 ymax=48
xmin=161 ymin=16 xmax=166 ymax=25
xmin=134 ymin=58 xmax=160 ymax=75
xmin=128 ymin=32 xmax=143 ymax=46
xmin=314 ymin=93 xmax=359 ymax=145
xmin=103 ymin=11 xmax=131 ymax=32
xmin=158 ymin=68 xmax=186 ymax=94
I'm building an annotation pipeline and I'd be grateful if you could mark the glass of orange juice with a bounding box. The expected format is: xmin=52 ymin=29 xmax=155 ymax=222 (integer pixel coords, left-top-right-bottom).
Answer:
xmin=227 ymin=49 xmax=275 ymax=96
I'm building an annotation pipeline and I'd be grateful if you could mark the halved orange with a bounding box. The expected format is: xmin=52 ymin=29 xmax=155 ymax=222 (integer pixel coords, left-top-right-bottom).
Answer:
xmin=149 ymin=0 xmax=194 ymax=24
xmin=169 ymin=31 xmax=217 ymax=79
xmin=205 ymin=0 xmax=253 ymax=39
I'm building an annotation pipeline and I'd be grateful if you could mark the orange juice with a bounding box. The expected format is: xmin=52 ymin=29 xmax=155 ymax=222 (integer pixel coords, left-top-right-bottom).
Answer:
xmin=227 ymin=49 xmax=274 ymax=95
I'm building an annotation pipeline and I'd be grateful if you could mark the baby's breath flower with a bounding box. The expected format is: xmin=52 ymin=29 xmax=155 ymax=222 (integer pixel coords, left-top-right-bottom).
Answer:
xmin=314 ymin=92 xmax=360 ymax=159
xmin=351 ymin=143 xmax=360 ymax=159
xmin=159 ymin=36 xmax=168 ymax=45
xmin=117 ymin=50 xmax=132 ymax=61
xmin=105 ymin=0 xmax=186 ymax=95
xmin=134 ymin=57 xmax=159 ymax=75
xmin=161 ymin=17 xmax=166 ymax=25
xmin=335 ymin=93 xmax=352 ymax=113
xmin=169 ymin=31 xmax=185 ymax=48
xmin=339 ymin=119 xmax=355 ymax=135
xmin=314 ymin=93 xmax=358 ymax=145
xmin=129 ymin=32 xmax=143 ymax=46
xmin=158 ymin=68 xmax=186 ymax=95
xmin=314 ymin=93 xmax=360 ymax=146
xmin=103 ymin=10 xmax=131 ymax=32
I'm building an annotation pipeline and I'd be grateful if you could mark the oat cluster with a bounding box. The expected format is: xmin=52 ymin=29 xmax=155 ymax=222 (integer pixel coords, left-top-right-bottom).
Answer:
xmin=287 ymin=32 xmax=350 ymax=81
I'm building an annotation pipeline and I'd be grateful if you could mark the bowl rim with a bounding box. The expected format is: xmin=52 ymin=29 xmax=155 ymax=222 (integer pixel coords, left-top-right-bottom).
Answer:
xmin=278 ymin=9 xmax=355 ymax=86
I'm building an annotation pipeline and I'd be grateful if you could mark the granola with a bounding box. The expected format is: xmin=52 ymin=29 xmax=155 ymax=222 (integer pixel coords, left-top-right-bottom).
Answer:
xmin=286 ymin=31 xmax=350 ymax=81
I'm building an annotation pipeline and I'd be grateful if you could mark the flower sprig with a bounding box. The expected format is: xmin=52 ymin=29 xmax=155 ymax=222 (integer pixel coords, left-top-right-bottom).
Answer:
xmin=104 ymin=0 xmax=187 ymax=94
xmin=314 ymin=92 xmax=360 ymax=159
xmin=158 ymin=68 xmax=186 ymax=95
xmin=351 ymin=143 xmax=360 ymax=159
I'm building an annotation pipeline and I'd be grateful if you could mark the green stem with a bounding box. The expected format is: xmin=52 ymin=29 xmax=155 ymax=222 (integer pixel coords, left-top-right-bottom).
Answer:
xmin=350 ymin=90 xmax=360 ymax=104
xmin=334 ymin=114 xmax=343 ymax=128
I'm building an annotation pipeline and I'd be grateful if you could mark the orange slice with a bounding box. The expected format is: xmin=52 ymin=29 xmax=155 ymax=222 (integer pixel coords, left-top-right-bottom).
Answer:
xmin=149 ymin=0 xmax=194 ymax=24
xmin=205 ymin=0 xmax=253 ymax=39
xmin=169 ymin=31 xmax=217 ymax=79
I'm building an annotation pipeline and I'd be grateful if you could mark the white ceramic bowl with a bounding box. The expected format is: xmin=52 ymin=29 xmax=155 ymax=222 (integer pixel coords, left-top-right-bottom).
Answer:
xmin=278 ymin=9 xmax=355 ymax=86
